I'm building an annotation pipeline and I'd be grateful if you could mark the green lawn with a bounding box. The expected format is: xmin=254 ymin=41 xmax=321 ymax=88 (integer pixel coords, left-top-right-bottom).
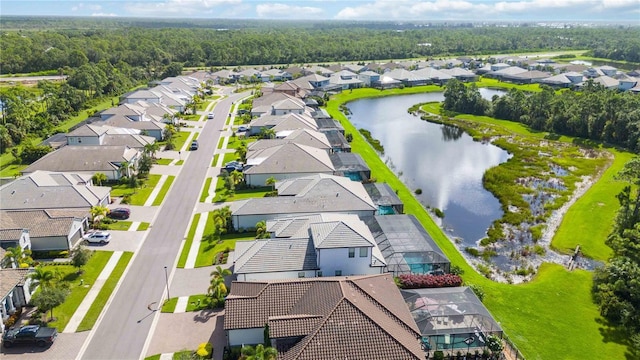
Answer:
xmin=326 ymin=88 xmax=630 ymax=359
xmin=137 ymin=222 xmax=150 ymax=231
xmin=185 ymin=294 xmax=210 ymax=312
xmin=43 ymin=251 xmax=113 ymax=332
xmin=0 ymin=163 xmax=26 ymax=177
xmin=144 ymin=355 xmax=161 ymax=360
xmin=161 ymin=297 xmax=178 ymax=313
xmin=154 ymin=158 xmax=173 ymax=165
xmin=211 ymin=154 xmax=219 ymax=167
xmin=475 ymin=77 xmax=542 ymax=92
xmin=200 ymin=178 xmax=213 ymax=202
xmin=175 ymin=160 xmax=184 ymax=166
xmin=193 ymin=132 xmax=200 ymax=140
xmin=226 ymin=136 xmax=257 ymax=150
xmin=102 ymin=221 xmax=133 ymax=231
xmin=194 ymin=227 xmax=254 ymax=268
xmin=181 ymin=114 xmax=200 ymax=121
xmin=223 ymin=152 xmax=239 ymax=164
xmin=152 ymin=175 xmax=175 ymax=206
xmin=110 ymin=174 xmax=161 ymax=205
xmin=213 ymin=175 xmax=271 ymax=202
xmin=177 ymin=213 xmax=201 ymax=268
xmin=174 ymin=131 xmax=191 ymax=151
xmin=76 ymin=252 xmax=133 ymax=332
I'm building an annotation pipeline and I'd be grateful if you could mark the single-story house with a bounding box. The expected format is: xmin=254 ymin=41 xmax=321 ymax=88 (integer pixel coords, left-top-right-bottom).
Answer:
xmin=248 ymin=113 xmax=318 ymax=136
xmin=233 ymin=213 xmax=386 ymax=281
xmin=0 ymin=269 xmax=35 ymax=334
xmin=22 ymin=145 xmax=141 ymax=180
xmin=0 ymin=171 xmax=111 ymax=211
xmin=385 ymin=69 xmax=430 ymax=86
xmin=247 ymin=129 xmax=332 ymax=153
xmin=500 ymin=70 xmax=551 ymax=84
xmin=231 ymin=174 xmax=377 ymax=230
xmin=0 ymin=209 xmax=87 ymax=251
xmin=413 ymin=67 xmax=453 ymax=84
xmin=363 ymin=182 xmax=404 ymax=215
xmin=440 ymin=68 xmax=478 ymax=82
xmin=66 ymin=124 xmax=155 ymax=150
xmin=329 ymin=152 xmax=371 ymax=181
xmin=90 ymin=115 xmax=165 ymax=140
xmin=223 ymin=274 xmax=424 ymax=359
xmin=244 ymin=143 xmax=335 ymax=186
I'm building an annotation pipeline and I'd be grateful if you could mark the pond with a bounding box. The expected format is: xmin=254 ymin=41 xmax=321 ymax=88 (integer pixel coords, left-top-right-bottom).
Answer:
xmin=347 ymin=89 xmax=510 ymax=247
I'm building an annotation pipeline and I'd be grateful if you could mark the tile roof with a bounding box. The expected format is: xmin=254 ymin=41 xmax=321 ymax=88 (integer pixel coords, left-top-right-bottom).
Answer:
xmin=224 ymin=274 xmax=423 ymax=359
xmin=310 ymin=220 xmax=375 ymax=249
xmin=0 ymin=210 xmax=79 ymax=238
xmin=1 ymin=171 xmax=110 ymax=210
xmin=0 ymin=268 xmax=31 ymax=300
xmin=67 ymin=124 xmax=110 ymax=137
xmin=233 ymin=238 xmax=318 ymax=274
xmin=0 ymin=229 xmax=25 ymax=241
xmin=244 ymin=143 xmax=334 ymax=174
xmin=22 ymin=146 xmax=138 ymax=175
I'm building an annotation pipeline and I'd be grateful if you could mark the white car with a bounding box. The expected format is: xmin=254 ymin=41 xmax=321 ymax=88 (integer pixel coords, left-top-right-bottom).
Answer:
xmin=85 ymin=231 xmax=112 ymax=244
xmin=207 ymin=113 xmax=215 ymax=119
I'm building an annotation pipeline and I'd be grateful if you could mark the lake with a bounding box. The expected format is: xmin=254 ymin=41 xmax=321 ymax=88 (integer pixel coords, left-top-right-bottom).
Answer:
xmin=347 ymin=89 xmax=510 ymax=246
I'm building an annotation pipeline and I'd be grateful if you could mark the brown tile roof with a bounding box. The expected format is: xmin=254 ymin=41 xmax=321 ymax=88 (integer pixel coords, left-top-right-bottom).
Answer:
xmin=0 ymin=229 xmax=25 ymax=241
xmin=225 ymin=274 xmax=423 ymax=359
xmin=0 ymin=210 xmax=78 ymax=238
xmin=0 ymin=268 xmax=31 ymax=300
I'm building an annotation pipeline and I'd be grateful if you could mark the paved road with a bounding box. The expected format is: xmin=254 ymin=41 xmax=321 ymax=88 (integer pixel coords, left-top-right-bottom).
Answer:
xmin=79 ymin=90 xmax=247 ymax=360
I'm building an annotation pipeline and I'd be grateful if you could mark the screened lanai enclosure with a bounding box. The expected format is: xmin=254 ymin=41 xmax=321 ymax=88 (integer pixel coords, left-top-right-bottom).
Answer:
xmin=402 ymin=287 xmax=503 ymax=353
xmin=365 ymin=215 xmax=450 ymax=276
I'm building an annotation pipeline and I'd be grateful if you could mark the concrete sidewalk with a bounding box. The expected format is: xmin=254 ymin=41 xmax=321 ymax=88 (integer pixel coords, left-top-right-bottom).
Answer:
xmin=143 ymin=175 xmax=169 ymax=207
xmin=63 ymin=251 xmax=124 ymax=333
xmin=184 ymin=212 xmax=209 ymax=269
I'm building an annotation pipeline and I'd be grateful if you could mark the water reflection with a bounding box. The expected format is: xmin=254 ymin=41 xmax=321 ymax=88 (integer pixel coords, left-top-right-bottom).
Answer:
xmin=348 ymin=90 xmax=510 ymax=245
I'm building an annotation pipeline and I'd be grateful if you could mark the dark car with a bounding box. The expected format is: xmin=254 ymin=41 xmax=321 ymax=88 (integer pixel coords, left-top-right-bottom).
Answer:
xmin=190 ymin=140 xmax=199 ymax=150
xmin=2 ymin=325 xmax=58 ymax=348
xmin=108 ymin=208 xmax=130 ymax=220
xmin=224 ymin=161 xmax=243 ymax=172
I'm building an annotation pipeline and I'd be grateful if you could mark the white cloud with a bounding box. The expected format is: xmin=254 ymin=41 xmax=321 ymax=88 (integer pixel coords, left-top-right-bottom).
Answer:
xmin=335 ymin=0 xmax=633 ymax=20
xmin=92 ymin=12 xmax=117 ymax=17
xmin=71 ymin=3 xmax=102 ymax=12
xmin=124 ymin=0 xmax=241 ymax=17
xmin=256 ymin=3 xmax=324 ymax=18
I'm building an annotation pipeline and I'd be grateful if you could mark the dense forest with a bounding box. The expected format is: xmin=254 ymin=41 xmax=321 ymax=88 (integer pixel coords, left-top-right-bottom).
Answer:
xmin=443 ymin=80 xmax=640 ymax=152
xmin=2 ymin=20 xmax=639 ymax=74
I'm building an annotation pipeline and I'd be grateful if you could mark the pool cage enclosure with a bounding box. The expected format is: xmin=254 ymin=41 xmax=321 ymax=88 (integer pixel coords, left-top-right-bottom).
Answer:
xmin=402 ymin=287 xmax=503 ymax=354
xmin=365 ymin=215 xmax=451 ymax=276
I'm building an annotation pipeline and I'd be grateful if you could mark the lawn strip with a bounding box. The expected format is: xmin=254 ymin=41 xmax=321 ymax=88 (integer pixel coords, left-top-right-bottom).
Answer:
xmin=75 ymin=252 xmax=133 ymax=332
xmin=200 ymin=178 xmax=212 ymax=202
xmin=161 ymin=297 xmax=178 ymax=313
xmin=137 ymin=222 xmax=150 ymax=231
xmin=152 ymin=175 xmax=175 ymax=206
xmin=177 ymin=213 xmax=201 ymax=268
xmin=154 ymin=158 xmax=173 ymax=165
xmin=194 ymin=232 xmax=254 ymax=268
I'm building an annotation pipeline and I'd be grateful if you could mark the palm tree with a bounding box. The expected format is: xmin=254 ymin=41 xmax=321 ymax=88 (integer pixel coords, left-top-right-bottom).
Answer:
xmin=2 ymin=246 xmax=33 ymax=268
xmin=229 ymin=170 xmax=244 ymax=187
xmin=29 ymin=267 xmax=55 ymax=291
xmin=255 ymin=221 xmax=268 ymax=239
xmin=144 ymin=142 xmax=160 ymax=159
xmin=118 ymin=161 xmax=131 ymax=178
xmin=90 ymin=205 xmax=110 ymax=229
xmin=210 ymin=265 xmax=232 ymax=279
xmin=265 ymin=177 xmax=276 ymax=192
xmin=208 ymin=276 xmax=228 ymax=299
xmin=92 ymin=172 xmax=108 ymax=186
xmin=240 ymin=344 xmax=277 ymax=360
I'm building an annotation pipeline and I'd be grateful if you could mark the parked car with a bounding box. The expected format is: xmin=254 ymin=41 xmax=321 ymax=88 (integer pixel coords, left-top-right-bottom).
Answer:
xmin=190 ymin=140 xmax=199 ymax=150
xmin=207 ymin=113 xmax=215 ymax=119
xmin=237 ymin=125 xmax=249 ymax=132
xmin=2 ymin=325 xmax=58 ymax=348
xmin=85 ymin=231 xmax=112 ymax=244
xmin=224 ymin=161 xmax=243 ymax=172
xmin=107 ymin=208 xmax=130 ymax=220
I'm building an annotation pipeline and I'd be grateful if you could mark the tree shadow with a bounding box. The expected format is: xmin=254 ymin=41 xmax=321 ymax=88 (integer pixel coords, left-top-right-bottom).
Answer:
xmin=193 ymin=308 xmax=219 ymax=323
xmin=595 ymin=317 xmax=635 ymax=359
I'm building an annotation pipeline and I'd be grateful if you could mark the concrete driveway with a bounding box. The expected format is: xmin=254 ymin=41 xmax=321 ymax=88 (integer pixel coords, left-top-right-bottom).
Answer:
xmin=105 ymin=205 xmax=158 ymax=223
xmin=84 ymin=230 xmax=144 ymax=253
xmin=145 ymin=310 xmax=225 ymax=360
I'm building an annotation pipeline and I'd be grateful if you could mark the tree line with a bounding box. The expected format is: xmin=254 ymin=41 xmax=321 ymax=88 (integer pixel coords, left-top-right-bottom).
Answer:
xmin=2 ymin=25 xmax=639 ymax=75
xmin=443 ymin=79 xmax=640 ymax=152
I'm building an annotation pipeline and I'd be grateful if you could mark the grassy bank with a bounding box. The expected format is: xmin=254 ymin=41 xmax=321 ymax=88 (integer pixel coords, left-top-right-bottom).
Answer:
xmin=325 ymin=87 xmax=628 ymax=359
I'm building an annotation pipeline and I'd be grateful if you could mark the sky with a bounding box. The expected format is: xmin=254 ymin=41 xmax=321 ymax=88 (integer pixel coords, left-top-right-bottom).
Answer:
xmin=2 ymin=0 xmax=639 ymax=22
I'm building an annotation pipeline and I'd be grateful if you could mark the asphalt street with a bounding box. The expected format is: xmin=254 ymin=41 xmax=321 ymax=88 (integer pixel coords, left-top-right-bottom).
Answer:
xmin=79 ymin=89 xmax=248 ymax=360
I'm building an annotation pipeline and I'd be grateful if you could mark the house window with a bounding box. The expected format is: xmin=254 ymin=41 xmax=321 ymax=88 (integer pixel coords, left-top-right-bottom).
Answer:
xmin=348 ymin=248 xmax=355 ymax=258
xmin=335 ymin=270 xmax=342 ymax=276
xmin=359 ymin=247 xmax=368 ymax=257
xmin=78 ymin=137 xmax=82 ymax=143
xmin=317 ymin=271 xmax=323 ymax=277
xmin=298 ymin=272 xmax=305 ymax=278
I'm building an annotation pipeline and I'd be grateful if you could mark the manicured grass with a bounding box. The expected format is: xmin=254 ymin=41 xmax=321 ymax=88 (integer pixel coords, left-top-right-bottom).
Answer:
xmin=0 ymin=163 xmax=26 ymax=177
xmin=223 ymin=152 xmax=239 ymax=164
xmin=102 ymin=221 xmax=133 ymax=231
xmin=110 ymin=174 xmax=161 ymax=205
xmin=152 ymin=175 xmax=175 ymax=206
xmin=182 ymin=114 xmax=200 ymax=121
xmin=195 ymin=229 xmax=254 ymax=268
xmin=175 ymin=160 xmax=184 ymax=166
xmin=200 ymin=177 xmax=213 ymax=202
xmin=137 ymin=222 xmax=150 ymax=231
xmin=177 ymin=213 xmax=201 ymax=268
xmin=226 ymin=136 xmax=256 ymax=150
xmin=211 ymin=154 xmax=219 ymax=167
xmin=145 ymin=355 xmax=161 ymax=360
xmin=44 ymin=251 xmax=113 ymax=332
xmin=326 ymin=88 xmax=629 ymax=359
xmin=161 ymin=297 xmax=178 ymax=313
xmin=193 ymin=132 xmax=200 ymax=140
xmin=76 ymin=252 xmax=133 ymax=332
xmin=174 ymin=131 xmax=191 ymax=151
xmin=476 ymin=77 xmax=542 ymax=92
xmin=154 ymin=158 xmax=173 ymax=165
xmin=185 ymin=294 xmax=210 ymax=312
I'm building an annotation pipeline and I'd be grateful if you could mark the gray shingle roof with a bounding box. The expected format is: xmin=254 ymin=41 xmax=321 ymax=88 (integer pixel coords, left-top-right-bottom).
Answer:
xmin=23 ymin=146 xmax=138 ymax=174
xmin=310 ymin=220 xmax=375 ymax=249
xmin=233 ymin=238 xmax=318 ymax=274
xmin=244 ymin=143 xmax=334 ymax=174
xmin=224 ymin=274 xmax=422 ymax=359
xmin=329 ymin=152 xmax=370 ymax=172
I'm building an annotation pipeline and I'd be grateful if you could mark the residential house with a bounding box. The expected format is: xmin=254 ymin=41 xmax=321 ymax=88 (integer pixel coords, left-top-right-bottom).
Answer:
xmin=597 ymin=65 xmax=618 ymax=77
xmin=234 ymin=213 xmax=386 ymax=281
xmin=0 ymin=229 xmax=31 ymax=258
xmin=122 ymin=89 xmax=162 ymax=104
xmin=343 ymin=63 xmax=365 ymax=73
xmin=232 ymin=174 xmax=377 ymax=230
xmin=66 ymin=124 xmax=155 ymax=150
xmin=384 ymin=69 xmax=430 ymax=86
xmin=0 ymin=269 xmax=35 ymax=334
xmin=592 ymin=75 xmax=620 ymax=89
xmin=223 ymin=274 xmax=424 ymax=359
xmin=357 ymin=70 xmax=381 ymax=86
xmin=540 ymin=72 xmax=585 ymax=88
xmin=618 ymin=75 xmax=638 ymax=91
xmin=0 ymin=209 xmax=87 ymax=251
xmin=262 ymin=68 xmax=293 ymax=81
xmin=295 ymin=73 xmax=330 ymax=89
xmin=244 ymin=143 xmax=335 ymax=186
xmin=247 ymin=129 xmax=332 ymax=153
xmin=402 ymin=287 xmax=503 ymax=353
xmin=303 ymin=65 xmax=334 ymax=77
xmin=330 ymin=70 xmax=364 ymax=90
xmin=440 ymin=67 xmax=478 ymax=82
xmin=364 ymin=215 xmax=450 ymax=276
xmin=413 ymin=67 xmax=453 ymax=84
xmin=500 ymin=70 xmax=551 ymax=84
xmin=249 ymin=113 xmax=318 ymax=136
xmin=101 ymin=103 xmax=148 ymax=122
xmin=0 ymin=171 xmax=111 ymax=211
xmin=90 ymin=115 xmax=165 ymax=140
xmin=23 ymin=145 xmax=140 ymax=180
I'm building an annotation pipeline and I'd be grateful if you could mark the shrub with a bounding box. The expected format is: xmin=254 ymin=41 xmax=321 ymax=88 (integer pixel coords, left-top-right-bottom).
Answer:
xmin=434 ymin=208 xmax=444 ymax=218
xmin=415 ymin=188 xmax=423 ymax=195
xmin=196 ymin=342 xmax=213 ymax=359
xmin=449 ymin=265 xmax=464 ymax=275
xmin=468 ymin=284 xmax=486 ymax=302
xmin=433 ymin=351 xmax=445 ymax=360
xmin=465 ymin=247 xmax=480 ymax=257
xmin=121 ymin=195 xmax=131 ymax=204
xmin=397 ymin=274 xmax=463 ymax=289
